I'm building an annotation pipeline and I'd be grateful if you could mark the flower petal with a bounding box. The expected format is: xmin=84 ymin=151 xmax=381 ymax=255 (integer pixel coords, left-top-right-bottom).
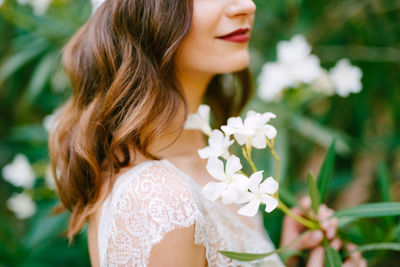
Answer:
xmin=198 ymin=104 xmax=210 ymax=124
xmin=225 ymin=155 xmax=242 ymax=176
xmin=233 ymin=133 xmax=247 ymax=145
xmin=251 ymin=133 xmax=267 ymax=149
xmin=234 ymin=190 xmax=254 ymax=204
xmin=201 ymin=182 xmax=226 ymax=201
xmin=263 ymin=125 xmax=277 ymax=139
xmin=261 ymin=195 xmax=279 ymax=213
xmin=221 ymin=117 xmax=243 ymax=136
xmin=244 ymin=112 xmax=260 ymax=129
xmin=261 ymin=112 xmax=276 ymax=123
xmin=249 ymin=171 xmax=263 ymax=193
xmin=185 ymin=105 xmax=212 ymax=135
xmin=198 ymin=147 xmax=213 ymax=159
xmin=260 ymin=176 xmax=279 ymax=195
xmin=208 ymin=130 xmax=224 ymax=147
xmin=246 ymin=110 xmax=257 ymax=118
xmin=238 ymin=199 xmax=261 ymax=217
xmin=206 ymin=157 xmax=225 ymax=181
xmin=221 ymin=184 xmax=239 ymax=204
xmin=201 ymin=124 xmax=213 ymax=136
xmin=232 ymin=174 xmax=250 ymax=191
xmin=184 ymin=114 xmax=202 ymax=129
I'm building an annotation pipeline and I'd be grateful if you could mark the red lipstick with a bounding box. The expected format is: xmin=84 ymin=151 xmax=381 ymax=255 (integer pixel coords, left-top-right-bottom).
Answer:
xmin=216 ymin=28 xmax=250 ymax=43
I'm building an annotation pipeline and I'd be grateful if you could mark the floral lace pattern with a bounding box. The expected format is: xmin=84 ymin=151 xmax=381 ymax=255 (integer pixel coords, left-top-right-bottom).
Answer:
xmin=97 ymin=160 xmax=284 ymax=267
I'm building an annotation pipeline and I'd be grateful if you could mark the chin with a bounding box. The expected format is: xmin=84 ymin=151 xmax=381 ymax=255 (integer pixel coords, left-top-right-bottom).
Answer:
xmin=218 ymin=57 xmax=250 ymax=73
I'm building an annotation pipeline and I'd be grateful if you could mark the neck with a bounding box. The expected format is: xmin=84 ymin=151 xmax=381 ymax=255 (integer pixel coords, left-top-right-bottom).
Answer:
xmin=151 ymin=69 xmax=215 ymax=160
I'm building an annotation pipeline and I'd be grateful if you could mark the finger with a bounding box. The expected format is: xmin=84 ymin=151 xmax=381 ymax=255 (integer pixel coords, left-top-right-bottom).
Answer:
xmin=343 ymin=243 xmax=367 ymax=267
xmin=289 ymin=230 xmax=324 ymax=251
xmin=321 ymin=217 xmax=339 ymax=239
xmin=317 ymin=204 xmax=334 ymax=221
xmin=306 ymin=246 xmax=324 ymax=267
xmin=281 ymin=208 xmax=307 ymax=236
xmin=300 ymin=196 xmax=311 ymax=211
xmin=343 ymin=255 xmax=365 ymax=267
xmin=281 ymin=210 xmax=307 ymax=247
xmin=330 ymin=238 xmax=342 ymax=251
xmin=348 ymin=251 xmax=362 ymax=262
xmin=346 ymin=243 xmax=358 ymax=252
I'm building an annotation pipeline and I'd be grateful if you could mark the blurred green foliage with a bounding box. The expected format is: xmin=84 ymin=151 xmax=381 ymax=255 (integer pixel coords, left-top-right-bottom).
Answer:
xmin=0 ymin=0 xmax=399 ymax=266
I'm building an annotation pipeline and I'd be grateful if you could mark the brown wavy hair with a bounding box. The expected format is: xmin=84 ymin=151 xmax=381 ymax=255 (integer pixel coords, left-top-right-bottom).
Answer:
xmin=49 ymin=0 xmax=254 ymax=243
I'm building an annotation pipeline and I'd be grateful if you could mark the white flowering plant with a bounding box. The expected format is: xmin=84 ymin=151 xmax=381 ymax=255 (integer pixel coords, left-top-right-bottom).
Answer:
xmin=1 ymin=153 xmax=57 ymax=220
xmin=185 ymin=104 xmax=400 ymax=265
xmin=254 ymin=34 xmax=365 ymax=162
xmin=257 ymin=34 xmax=363 ymax=103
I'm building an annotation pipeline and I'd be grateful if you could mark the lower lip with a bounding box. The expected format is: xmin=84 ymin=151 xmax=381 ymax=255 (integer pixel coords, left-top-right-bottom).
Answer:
xmin=217 ymin=33 xmax=249 ymax=43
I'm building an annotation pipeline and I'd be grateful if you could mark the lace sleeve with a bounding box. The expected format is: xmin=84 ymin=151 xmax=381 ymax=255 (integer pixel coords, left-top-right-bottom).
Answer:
xmin=102 ymin=163 xmax=203 ymax=266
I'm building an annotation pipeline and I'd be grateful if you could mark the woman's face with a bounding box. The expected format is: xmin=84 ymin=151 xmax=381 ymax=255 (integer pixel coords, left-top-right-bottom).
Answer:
xmin=176 ymin=0 xmax=256 ymax=75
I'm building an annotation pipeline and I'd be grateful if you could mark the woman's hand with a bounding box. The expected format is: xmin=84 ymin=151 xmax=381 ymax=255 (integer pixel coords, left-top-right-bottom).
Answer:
xmin=280 ymin=197 xmax=367 ymax=267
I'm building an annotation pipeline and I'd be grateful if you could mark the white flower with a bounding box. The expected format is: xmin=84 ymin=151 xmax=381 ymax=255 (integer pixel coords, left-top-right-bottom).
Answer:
xmin=91 ymin=0 xmax=106 ymax=15
xmin=45 ymin=165 xmax=57 ymax=190
xmin=17 ymin=0 xmax=52 ymax=16
xmin=329 ymin=59 xmax=362 ymax=97
xmin=50 ymin=69 xmax=69 ymax=92
xmin=202 ymin=155 xmax=250 ymax=204
xmin=257 ymin=63 xmax=292 ymax=102
xmin=277 ymin=35 xmax=322 ymax=84
xmin=184 ymin=104 xmax=212 ymax=136
xmin=310 ymin=70 xmax=335 ymax=95
xmin=235 ymin=171 xmax=279 ymax=217
xmin=7 ymin=192 xmax=37 ymax=220
xmin=198 ymin=130 xmax=233 ymax=160
xmin=30 ymin=0 xmax=52 ymax=16
xmin=2 ymin=154 xmax=36 ymax=188
xmin=257 ymin=34 xmax=322 ymax=102
xmin=221 ymin=111 xmax=277 ymax=149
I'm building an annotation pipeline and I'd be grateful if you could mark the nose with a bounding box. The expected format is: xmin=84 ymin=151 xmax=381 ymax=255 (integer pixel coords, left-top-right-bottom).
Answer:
xmin=226 ymin=0 xmax=256 ymax=17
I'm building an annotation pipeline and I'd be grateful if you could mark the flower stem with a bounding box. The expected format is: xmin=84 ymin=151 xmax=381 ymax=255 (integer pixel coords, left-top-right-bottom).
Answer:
xmin=268 ymin=139 xmax=280 ymax=198
xmin=278 ymin=199 xmax=320 ymax=230
xmin=242 ymin=146 xmax=257 ymax=173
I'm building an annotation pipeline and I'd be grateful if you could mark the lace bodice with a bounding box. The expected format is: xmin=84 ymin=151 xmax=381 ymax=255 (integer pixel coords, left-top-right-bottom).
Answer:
xmin=97 ymin=159 xmax=285 ymax=267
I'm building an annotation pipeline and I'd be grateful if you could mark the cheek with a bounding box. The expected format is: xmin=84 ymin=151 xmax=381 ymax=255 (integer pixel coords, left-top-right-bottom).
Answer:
xmin=176 ymin=3 xmax=250 ymax=74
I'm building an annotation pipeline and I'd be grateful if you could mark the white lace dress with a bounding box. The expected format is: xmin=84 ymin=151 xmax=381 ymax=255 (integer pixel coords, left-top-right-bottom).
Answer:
xmin=97 ymin=159 xmax=285 ymax=267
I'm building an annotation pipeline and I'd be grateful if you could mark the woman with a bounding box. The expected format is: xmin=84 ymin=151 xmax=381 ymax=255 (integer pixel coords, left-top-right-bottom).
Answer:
xmin=49 ymin=0 xmax=365 ymax=266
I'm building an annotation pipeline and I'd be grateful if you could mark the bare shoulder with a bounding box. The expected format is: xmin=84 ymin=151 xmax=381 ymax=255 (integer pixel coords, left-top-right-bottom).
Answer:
xmin=148 ymin=222 xmax=207 ymax=267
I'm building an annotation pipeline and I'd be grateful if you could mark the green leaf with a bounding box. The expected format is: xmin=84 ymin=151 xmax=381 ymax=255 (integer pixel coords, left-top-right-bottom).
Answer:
xmin=324 ymin=246 xmax=342 ymax=267
xmin=0 ymin=38 xmax=49 ymax=82
xmin=377 ymin=161 xmax=391 ymax=202
xmin=289 ymin=114 xmax=350 ymax=156
xmin=333 ymin=202 xmax=400 ymax=221
xmin=307 ymin=172 xmax=320 ymax=213
xmin=317 ymin=139 xmax=336 ymax=202
xmin=280 ymin=249 xmax=304 ymax=263
xmin=7 ymin=125 xmax=48 ymax=143
xmin=344 ymin=243 xmax=400 ymax=257
xmin=218 ymin=250 xmax=276 ymax=261
xmin=24 ymin=51 xmax=58 ymax=104
xmin=23 ymin=202 xmax=68 ymax=249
